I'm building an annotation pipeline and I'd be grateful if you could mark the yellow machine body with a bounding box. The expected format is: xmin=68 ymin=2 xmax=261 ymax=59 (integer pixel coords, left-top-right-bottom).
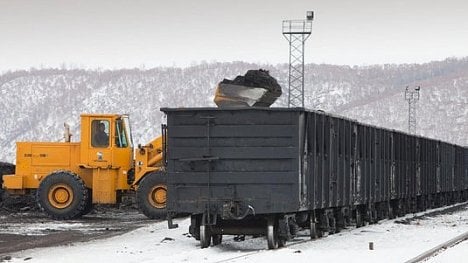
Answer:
xmin=134 ymin=135 xmax=164 ymax=183
xmin=3 ymin=114 xmax=136 ymax=204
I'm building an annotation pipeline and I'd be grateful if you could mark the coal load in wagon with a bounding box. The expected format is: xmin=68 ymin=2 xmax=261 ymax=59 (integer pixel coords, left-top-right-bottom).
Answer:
xmin=214 ymin=69 xmax=282 ymax=108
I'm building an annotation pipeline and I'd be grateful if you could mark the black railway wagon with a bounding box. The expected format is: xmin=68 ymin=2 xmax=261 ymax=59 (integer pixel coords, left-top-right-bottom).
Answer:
xmin=162 ymin=107 xmax=468 ymax=249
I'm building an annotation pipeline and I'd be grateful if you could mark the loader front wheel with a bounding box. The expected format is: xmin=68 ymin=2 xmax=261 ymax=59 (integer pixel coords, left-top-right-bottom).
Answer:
xmin=137 ymin=171 xmax=167 ymax=219
xmin=37 ymin=171 xmax=88 ymax=220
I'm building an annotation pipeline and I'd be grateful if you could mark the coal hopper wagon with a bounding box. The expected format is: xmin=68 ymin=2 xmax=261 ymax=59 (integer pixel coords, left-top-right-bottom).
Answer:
xmin=163 ymin=107 xmax=468 ymax=249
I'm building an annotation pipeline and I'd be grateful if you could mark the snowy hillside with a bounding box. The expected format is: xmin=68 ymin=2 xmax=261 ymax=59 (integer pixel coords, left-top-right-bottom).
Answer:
xmin=0 ymin=58 xmax=467 ymax=163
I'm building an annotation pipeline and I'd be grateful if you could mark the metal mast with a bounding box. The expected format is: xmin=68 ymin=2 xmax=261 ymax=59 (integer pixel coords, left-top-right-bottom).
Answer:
xmin=283 ymin=11 xmax=314 ymax=108
xmin=405 ymin=86 xmax=420 ymax=134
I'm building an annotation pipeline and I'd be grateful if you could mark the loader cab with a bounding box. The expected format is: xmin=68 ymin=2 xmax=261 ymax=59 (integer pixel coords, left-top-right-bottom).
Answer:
xmin=79 ymin=114 xmax=133 ymax=170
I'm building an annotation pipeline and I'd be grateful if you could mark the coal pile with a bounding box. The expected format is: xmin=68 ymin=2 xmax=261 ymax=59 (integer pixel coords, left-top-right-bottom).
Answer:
xmin=0 ymin=194 xmax=37 ymax=215
xmin=0 ymin=162 xmax=37 ymax=214
xmin=0 ymin=162 xmax=14 ymax=178
xmin=0 ymin=162 xmax=15 ymax=202
xmin=214 ymin=69 xmax=282 ymax=108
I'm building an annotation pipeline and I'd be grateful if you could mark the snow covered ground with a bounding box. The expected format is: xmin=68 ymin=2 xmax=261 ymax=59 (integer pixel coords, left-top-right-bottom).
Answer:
xmin=428 ymin=240 xmax=468 ymax=263
xmin=5 ymin=203 xmax=468 ymax=263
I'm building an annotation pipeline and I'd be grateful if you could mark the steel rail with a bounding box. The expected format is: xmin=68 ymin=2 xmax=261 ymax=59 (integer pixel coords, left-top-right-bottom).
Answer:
xmin=404 ymin=231 xmax=468 ymax=263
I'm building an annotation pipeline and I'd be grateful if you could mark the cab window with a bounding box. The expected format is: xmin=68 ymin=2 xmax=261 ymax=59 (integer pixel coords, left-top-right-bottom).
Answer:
xmin=115 ymin=119 xmax=129 ymax=148
xmin=92 ymin=120 xmax=110 ymax=147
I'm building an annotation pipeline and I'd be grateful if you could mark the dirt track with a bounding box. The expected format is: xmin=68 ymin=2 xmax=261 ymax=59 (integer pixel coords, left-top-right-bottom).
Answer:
xmin=0 ymin=206 xmax=157 ymax=256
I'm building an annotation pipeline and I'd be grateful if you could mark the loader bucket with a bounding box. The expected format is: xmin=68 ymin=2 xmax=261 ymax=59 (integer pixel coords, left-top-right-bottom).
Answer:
xmin=214 ymin=69 xmax=282 ymax=108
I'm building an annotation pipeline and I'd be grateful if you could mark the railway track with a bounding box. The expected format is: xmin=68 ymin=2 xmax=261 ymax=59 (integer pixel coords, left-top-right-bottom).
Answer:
xmin=214 ymin=201 xmax=468 ymax=263
xmin=404 ymin=231 xmax=468 ymax=263
xmin=213 ymin=234 xmax=314 ymax=263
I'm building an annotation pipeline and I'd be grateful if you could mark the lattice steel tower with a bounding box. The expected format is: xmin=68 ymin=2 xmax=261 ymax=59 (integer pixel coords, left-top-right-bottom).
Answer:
xmin=283 ymin=11 xmax=314 ymax=108
xmin=405 ymin=86 xmax=420 ymax=134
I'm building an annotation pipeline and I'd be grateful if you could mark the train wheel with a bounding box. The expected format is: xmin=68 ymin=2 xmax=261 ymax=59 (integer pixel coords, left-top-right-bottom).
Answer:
xmin=388 ymin=205 xmax=395 ymax=219
xmin=212 ymin=234 xmax=222 ymax=246
xmin=190 ymin=215 xmax=201 ymax=241
xmin=278 ymin=236 xmax=286 ymax=248
xmin=309 ymin=216 xmax=318 ymax=239
xmin=318 ymin=228 xmax=329 ymax=238
xmin=355 ymin=210 xmax=363 ymax=228
xmin=200 ymin=216 xmax=211 ymax=248
xmin=267 ymin=218 xmax=279 ymax=249
xmin=318 ymin=212 xmax=329 ymax=237
xmin=335 ymin=209 xmax=346 ymax=231
xmin=328 ymin=214 xmax=336 ymax=234
xmin=37 ymin=171 xmax=88 ymax=220
xmin=136 ymin=171 xmax=167 ymax=219
xmin=370 ymin=208 xmax=378 ymax=224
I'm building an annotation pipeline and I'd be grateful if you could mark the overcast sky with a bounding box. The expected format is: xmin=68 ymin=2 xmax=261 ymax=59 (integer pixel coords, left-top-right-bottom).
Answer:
xmin=0 ymin=0 xmax=467 ymax=71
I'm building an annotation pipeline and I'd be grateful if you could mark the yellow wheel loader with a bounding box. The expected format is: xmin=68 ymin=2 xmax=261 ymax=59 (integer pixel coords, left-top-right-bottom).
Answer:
xmin=1 ymin=114 xmax=167 ymax=220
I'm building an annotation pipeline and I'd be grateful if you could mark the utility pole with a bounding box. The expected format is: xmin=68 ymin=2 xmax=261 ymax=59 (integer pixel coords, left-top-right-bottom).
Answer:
xmin=405 ymin=86 xmax=420 ymax=134
xmin=282 ymin=11 xmax=314 ymax=108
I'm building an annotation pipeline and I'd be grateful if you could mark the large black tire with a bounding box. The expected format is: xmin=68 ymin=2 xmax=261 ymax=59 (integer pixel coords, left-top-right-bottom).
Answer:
xmin=136 ymin=171 xmax=167 ymax=219
xmin=0 ymin=162 xmax=16 ymax=201
xmin=37 ymin=171 xmax=88 ymax=220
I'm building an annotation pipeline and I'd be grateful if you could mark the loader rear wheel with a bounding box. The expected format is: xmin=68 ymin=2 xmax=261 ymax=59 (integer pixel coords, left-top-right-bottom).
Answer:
xmin=37 ymin=171 xmax=88 ymax=220
xmin=136 ymin=171 xmax=167 ymax=219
